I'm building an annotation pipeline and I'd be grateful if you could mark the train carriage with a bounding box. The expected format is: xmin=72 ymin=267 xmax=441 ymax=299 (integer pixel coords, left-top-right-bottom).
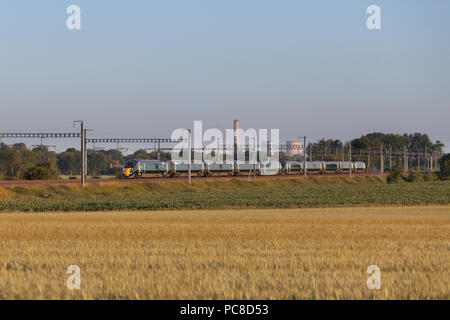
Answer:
xmin=323 ymin=161 xmax=340 ymax=173
xmin=282 ymin=161 xmax=304 ymax=175
xmin=340 ymin=162 xmax=354 ymax=172
xmin=123 ymin=159 xmax=367 ymax=179
xmin=172 ymin=162 xmax=205 ymax=176
xmin=123 ymin=160 xmax=170 ymax=178
xmin=205 ymin=162 xmax=234 ymax=176
xmin=353 ymin=161 xmax=366 ymax=173
xmin=260 ymin=161 xmax=282 ymax=176
xmin=306 ymin=161 xmax=323 ymax=173
xmin=235 ymin=163 xmax=260 ymax=175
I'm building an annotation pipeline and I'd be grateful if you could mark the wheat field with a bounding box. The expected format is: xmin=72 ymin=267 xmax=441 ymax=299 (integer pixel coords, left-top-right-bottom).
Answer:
xmin=0 ymin=206 xmax=448 ymax=299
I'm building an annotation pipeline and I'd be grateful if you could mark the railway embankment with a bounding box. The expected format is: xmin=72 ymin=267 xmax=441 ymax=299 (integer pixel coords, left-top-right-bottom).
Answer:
xmin=0 ymin=178 xmax=448 ymax=212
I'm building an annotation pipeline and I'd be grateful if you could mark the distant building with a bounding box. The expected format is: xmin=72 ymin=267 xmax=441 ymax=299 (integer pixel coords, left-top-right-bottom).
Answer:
xmin=109 ymin=160 xmax=123 ymax=169
xmin=286 ymin=141 xmax=303 ymax=158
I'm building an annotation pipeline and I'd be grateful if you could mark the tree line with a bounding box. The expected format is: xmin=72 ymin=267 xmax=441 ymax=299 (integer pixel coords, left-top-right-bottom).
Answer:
xmin=286 ymin=133 xmax=445 ymax=173
xmin=305 ymin=132 xmax=444 ymax=154
xmin=0 ymin=143 xmax=170 ymax=180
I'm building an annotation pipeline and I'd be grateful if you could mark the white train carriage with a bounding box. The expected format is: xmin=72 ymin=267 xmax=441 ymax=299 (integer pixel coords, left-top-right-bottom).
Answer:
xmin=205 ymin=162 xmax=234 ymax=176
xmin=260 ymin=161 xmax=282 ymax=176
xmin=171 ymin=162 xmax=205 ymax=176
xmin=235 ymin=163 xmax=260 ymax=175
xmin=282 ymin=161 xmax=304 ymax=175
xmin=322 ymin=161 xmax=341 ymax=173
xmin=353 ymin=161 xmax=366 ymax=172
xmin=306 ymin=161 xmax=323 ymax=173
xmin=340 ymin=161 xmax=354 ymax=172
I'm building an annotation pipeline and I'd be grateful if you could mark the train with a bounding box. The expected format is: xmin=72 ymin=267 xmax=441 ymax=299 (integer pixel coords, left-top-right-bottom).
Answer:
xmin=122 ymin=159 xmax=367 ymax=178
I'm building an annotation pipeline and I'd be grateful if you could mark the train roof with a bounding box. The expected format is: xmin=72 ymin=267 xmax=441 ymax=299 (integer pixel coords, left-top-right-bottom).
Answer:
xmin=126 ymin=159 xmax=170 ymax=163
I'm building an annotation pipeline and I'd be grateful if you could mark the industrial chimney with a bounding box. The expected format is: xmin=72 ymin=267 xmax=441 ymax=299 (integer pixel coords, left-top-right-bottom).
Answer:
xmin=234 ymin=119 xmax=239 ymax=146
xmin=234 ymin=119 xmax=239 ymax=161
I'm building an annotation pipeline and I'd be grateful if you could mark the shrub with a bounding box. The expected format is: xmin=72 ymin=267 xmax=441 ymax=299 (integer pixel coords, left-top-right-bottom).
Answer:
xmin=423 ymin=173 xmax=438 ymax=182
xmin=405 ymin=170 xmax=424 ymax=183
xmin=387 ymin=168 xmax=404 ymax=184
xmin=24 ymin=160 xmax=60 ymax=180
xmin=115 ymin=170 xmax=124 ymax=179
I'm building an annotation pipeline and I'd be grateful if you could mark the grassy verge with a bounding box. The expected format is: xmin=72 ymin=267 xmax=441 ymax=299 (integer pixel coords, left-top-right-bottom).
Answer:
xmin=0 ymin=178 xmax=448 ymax=212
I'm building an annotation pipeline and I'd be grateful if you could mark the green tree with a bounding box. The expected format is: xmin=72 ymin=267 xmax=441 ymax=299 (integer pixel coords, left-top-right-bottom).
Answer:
xmin=57 ymin=148 xmax=81 ymax=175
xmin=0 ymin=145 xmax=35 ymax=179
xmin=103 ymin=149 xmax=125 ymax=162
xmin=432 ymin=140 xmax=445 ymax=153
xmin=307 ymin=139 xmax=343 ymax=161
xmin=87 ymin=152 xmax=109 ymax=176
xmin=352 ymin=137 xmax=369 ymax=150
xmin=438 ymin=154 xmax=450 ymax=180
xmin=24 ymin=159 xmax=60 ymax=180
xmin=130 ymin=149 xmax=152 ymax=160
xmin=32 ymin=146 xmax=57 ymax=166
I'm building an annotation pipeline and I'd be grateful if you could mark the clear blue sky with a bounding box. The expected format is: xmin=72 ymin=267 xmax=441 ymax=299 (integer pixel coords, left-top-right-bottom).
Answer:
xmin=0 ymin=1 xmax=449 ymax=152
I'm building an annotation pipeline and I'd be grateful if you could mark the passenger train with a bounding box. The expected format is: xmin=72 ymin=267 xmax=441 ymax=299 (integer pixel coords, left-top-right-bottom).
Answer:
xmin=122 ymin=159 xmax=367 ymax=178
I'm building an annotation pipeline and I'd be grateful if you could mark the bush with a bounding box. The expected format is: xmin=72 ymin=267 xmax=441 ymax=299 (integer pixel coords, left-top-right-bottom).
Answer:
xmin=438 ymin=154 xmax=450 ymax=180
xmin=405 ymin=170 xmax=424 ymax=183
xmin=423 ymin=173 xmax=438 ymax=182
xmin=387 ymin=168 xmax=404 ymax=184
xmin=24 ymin=160 xmax=60 ymax=180
xmin=115 ymin=170 xmax=123 ymax=179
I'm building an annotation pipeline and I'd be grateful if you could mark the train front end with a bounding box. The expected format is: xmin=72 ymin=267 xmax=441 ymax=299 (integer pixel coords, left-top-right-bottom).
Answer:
xmin=123 ymin=160 xmax=137 ymax=178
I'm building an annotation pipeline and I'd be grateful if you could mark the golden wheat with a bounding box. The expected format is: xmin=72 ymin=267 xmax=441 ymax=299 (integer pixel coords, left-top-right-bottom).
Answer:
xmin=0 ymin=206 xmax=448 ymax=299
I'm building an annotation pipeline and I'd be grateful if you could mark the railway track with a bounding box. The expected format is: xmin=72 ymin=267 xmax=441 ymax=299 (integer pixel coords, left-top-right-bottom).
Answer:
xmin=0 ymin=172 xmax=375 ymax=188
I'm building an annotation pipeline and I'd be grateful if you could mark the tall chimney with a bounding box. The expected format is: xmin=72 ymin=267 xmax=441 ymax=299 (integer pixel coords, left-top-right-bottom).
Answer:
xmin=234 ymin=119 xmax=239 ymax=161
xmin=234 ymin=119 xmax=239 ymax=147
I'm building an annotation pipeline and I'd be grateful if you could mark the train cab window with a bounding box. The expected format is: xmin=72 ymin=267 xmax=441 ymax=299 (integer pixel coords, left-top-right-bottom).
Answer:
xmin=124 ymin=160 xmax=137 ymax=168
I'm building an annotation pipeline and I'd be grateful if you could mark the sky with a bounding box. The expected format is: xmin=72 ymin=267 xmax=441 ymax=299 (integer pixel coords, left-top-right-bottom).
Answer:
xmin=0 ymin=1 xmax=449 ymax=153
